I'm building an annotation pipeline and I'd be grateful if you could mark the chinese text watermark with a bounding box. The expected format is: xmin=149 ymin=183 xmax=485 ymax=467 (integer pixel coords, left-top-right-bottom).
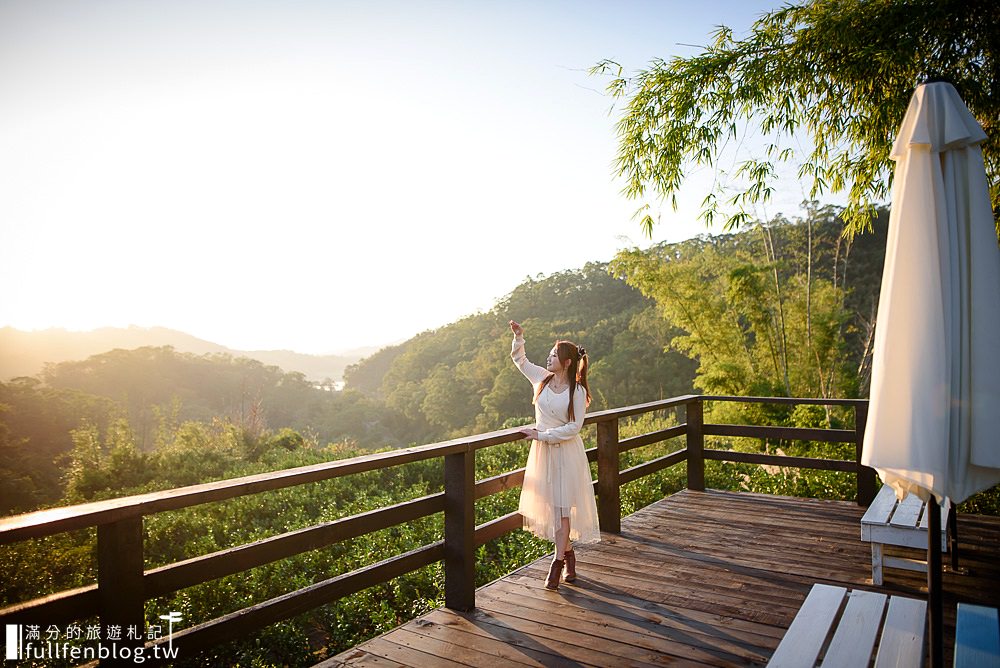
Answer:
xmin=5 ymin=614 xmax=182 ymax=664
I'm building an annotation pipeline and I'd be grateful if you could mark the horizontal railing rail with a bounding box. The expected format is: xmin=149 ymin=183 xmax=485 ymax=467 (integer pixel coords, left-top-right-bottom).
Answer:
xmin=701 ymin=395 xmax=869 ymax=407
xmin=697 ymin=394 xmax=875 ymax=506
xmin=0 ymin=428 xmax=525 ymax=544
xmin=0 ymin=392 xmax=874 ymax=665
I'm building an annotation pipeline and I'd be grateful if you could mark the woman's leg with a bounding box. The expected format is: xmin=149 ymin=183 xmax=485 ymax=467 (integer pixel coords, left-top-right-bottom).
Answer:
xmin=554 ymin=516 xmax=570 ymax=558
xmin=546 ymin=514 xmax=570 ymax=589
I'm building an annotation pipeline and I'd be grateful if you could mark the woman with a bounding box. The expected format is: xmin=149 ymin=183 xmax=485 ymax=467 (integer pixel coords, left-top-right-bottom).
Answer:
xmin=509 ymin=320 xmax=600 ymax=590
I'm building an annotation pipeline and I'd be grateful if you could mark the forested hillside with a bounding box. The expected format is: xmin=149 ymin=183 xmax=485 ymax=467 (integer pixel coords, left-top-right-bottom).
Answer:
xmin=0 ymin=353 xmax=410 ymax=514
xmin=0 ymin=325 xmax=366 ymax=382
xmin=344 ymin=261 xmax=698 ymax=441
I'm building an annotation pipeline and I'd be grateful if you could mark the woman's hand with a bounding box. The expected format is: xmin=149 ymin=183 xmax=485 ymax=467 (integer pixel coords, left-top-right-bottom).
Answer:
xmin=509 ymin=320 xmax=523 ymax=336
xmin=519 ymin=427 xmax=539 ymax=440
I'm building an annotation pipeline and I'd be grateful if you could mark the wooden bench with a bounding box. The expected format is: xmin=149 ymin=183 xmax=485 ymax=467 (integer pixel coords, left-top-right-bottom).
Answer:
xmin=954 ymin=602 xmax=1000 ymax=668
xmin=861 ymin=484 xmax=951 ymax=585
xmin=770 ymin=583 xmax=927 ymax=667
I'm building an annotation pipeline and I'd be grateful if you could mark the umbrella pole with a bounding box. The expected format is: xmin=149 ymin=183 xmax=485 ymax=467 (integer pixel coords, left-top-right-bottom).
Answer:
xmin=928 ymin=495 xmax=943 ymax=667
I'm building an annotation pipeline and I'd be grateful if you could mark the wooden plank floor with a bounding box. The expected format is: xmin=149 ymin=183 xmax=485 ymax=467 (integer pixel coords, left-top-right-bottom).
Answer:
xmin=322 ymin=489 xmax=1000 ymax=667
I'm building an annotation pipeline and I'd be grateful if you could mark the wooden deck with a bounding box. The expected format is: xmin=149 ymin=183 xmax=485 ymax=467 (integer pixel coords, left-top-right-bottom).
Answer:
xmin=324 ymin=489 xmax=1000 ymax=667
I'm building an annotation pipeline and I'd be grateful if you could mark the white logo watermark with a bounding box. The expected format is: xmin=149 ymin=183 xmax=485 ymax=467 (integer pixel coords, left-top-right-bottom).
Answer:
xmin=5 ymin=614 xmax=182 ymax=664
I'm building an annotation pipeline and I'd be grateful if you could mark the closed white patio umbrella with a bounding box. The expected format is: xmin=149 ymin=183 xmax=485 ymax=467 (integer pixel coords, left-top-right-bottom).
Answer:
xmin=861 ymin=80 xmax=1000 ymax=667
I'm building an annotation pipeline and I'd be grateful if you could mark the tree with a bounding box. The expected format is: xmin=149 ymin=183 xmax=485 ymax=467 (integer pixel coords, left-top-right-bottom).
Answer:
xmin=609 ymin=215 xmax=858 ymax=425
xmin=594 ymin=0 xmax=999 ymax=237
xmin=0 ymin=378 xmax=117 ymax=511
xmin=63 ymin=419 xmax=153 ymax=502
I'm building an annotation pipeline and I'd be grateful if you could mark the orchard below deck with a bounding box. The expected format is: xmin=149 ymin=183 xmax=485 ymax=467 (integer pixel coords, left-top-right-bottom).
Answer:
xmin=326 ymin=489 xmax=1000 ymax=668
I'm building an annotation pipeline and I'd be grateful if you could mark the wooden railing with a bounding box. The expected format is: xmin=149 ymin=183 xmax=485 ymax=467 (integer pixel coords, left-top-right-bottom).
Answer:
xmin=0 ymin=394 xmax=874 ymax=663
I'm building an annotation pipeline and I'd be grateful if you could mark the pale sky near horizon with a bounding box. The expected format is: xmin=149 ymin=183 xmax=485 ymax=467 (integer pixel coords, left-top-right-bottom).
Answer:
xmin=0 ymin=0 xmax=833 ymax=355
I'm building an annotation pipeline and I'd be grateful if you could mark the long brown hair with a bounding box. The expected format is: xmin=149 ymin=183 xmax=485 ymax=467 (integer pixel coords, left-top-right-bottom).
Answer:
xmin=534 ymin=340 xmax=591 ymax=421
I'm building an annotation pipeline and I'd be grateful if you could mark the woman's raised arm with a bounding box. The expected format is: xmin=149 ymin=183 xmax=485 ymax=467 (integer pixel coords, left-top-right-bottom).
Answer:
xmin=509 ymin=320 xmax=550 ymax=385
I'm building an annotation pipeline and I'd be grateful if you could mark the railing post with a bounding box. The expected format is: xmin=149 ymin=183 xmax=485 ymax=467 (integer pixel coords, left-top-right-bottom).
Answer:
xmin=596 ymin=419 xmax=621 ymax=534
xmin=686 ymin=399 xmax=705 ymax=491
xmin=444 ymin=449 xmax=475 ymax=611
xmin=855 ymin=401 xmax=876 ymax=506
xmin=97 ymin=517 xmax=145 ymax=664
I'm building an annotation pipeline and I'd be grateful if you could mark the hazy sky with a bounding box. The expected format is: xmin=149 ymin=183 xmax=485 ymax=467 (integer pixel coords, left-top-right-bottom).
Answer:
xmin=1 ymin=0 xmax=818 ymax=354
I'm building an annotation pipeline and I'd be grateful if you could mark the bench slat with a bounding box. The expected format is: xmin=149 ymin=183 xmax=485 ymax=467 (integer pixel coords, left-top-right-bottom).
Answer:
xmin=875 ymin=594 xmax=927 ymax=668
xmin=823 ymin=590 xmax=888 ymax=668
xmin=861 ymin=485 xmax=899 ymax=538
xmin=890 ymin=493 xmax=923 ymax=529
xmin=769 ymin=584 xmax=847 ymax=668
xmin=955 ymin=603 xmax=1000 ymax=668
xmin=919 ymin=498 xmax=950 ymax=530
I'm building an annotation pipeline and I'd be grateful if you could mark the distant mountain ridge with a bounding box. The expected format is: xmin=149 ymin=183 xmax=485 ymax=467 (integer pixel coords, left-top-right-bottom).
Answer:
xmin=0 ymin=326 xmax=375 ymax=382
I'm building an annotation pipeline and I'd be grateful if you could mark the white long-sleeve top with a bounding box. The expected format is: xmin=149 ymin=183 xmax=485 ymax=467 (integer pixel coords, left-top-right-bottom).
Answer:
xmin=511 ymin=334 xmax=586 ymax=443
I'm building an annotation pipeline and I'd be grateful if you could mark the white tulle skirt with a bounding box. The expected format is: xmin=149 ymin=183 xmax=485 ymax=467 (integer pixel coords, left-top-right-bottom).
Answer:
xmin=518 ymin=434 xmax=601 ymax=544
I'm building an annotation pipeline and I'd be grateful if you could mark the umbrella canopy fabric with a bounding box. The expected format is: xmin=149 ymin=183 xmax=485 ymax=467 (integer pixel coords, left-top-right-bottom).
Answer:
xmin=862 ymin=81 xmax=1000 ymax=505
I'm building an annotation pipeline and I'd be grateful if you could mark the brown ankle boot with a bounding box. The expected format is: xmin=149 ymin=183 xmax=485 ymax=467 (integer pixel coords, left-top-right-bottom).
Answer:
xmin=545 ymin=558 xmax=564 ymax=590
xmin=563 ymin=549 xmax=577 ymax=582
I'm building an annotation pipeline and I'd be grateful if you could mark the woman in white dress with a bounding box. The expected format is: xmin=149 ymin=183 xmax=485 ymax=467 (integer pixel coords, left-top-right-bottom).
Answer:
xmin=509 ymin=320 xmax=600 ymax=590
